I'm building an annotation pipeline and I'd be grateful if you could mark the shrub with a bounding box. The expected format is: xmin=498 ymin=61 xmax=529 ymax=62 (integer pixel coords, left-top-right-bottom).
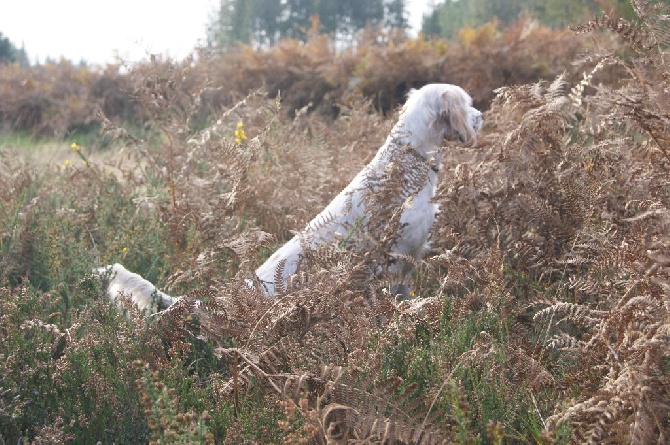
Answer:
xmin=0 ymin=19 xmax=595 ymax=138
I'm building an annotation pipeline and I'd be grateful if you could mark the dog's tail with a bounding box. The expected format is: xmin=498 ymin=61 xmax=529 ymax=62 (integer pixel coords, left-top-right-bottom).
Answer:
xmin=94 ymin=263 xmax=179 ymax=313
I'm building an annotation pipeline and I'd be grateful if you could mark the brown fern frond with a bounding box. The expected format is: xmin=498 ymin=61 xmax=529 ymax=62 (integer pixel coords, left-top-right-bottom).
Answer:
xmin=534 ymin=302 xmax=607 ymax=328
xmin=546 ymin=332 xmax=583 ymax=351
xmin=508 ymin=348 xmax=555 ymax=392
xmin=287 ymin=366 xmax=462 ymax=444
xmin=546 ymin=72 xmax=572 ymax=101
xmin=273 ymin=258 xmax=287 ymax=295
xmin=632 ymin=0 xmax=670 ymax=48
xmin=151 ymin=295 xmax=202 ymax=342
xmin=571 ymin=15 xmax=653 ymax=52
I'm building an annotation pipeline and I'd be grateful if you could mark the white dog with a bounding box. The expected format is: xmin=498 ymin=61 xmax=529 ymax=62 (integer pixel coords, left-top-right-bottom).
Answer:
xmin=256 ymin=84 xmax=482 ymax=295
xmin=96 ymin=84 xmax=482 ymax=309
xmin=95 ymin=263 xmax=178 ymax=313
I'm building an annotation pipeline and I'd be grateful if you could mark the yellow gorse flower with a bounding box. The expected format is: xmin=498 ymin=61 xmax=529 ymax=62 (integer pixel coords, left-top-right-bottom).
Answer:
xmin=68 ymin=141 xmax=90 ymax=168
xmin=234 ymin=121 xmax=247 ymax=145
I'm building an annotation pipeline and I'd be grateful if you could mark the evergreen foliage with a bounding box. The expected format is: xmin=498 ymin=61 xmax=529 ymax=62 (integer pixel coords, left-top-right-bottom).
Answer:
xmin=0 ymin=32 xmax=29 ymax=66
xmin=207 ymin=0 xmax=408 ymax=48
xmin=422 ymin=0 xmax=636 ymax=37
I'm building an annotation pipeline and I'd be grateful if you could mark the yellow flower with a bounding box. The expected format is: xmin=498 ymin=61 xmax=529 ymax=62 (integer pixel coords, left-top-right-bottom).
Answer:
xmin=61 ymin=159 xmax=71 ymax=171
xmin=70 ymin=142 xmax=81 ymax=152
xmin=122 ymin=247 xmax=128 ymax=254
xmin=234 ymin=121 xmax=247 ymax=145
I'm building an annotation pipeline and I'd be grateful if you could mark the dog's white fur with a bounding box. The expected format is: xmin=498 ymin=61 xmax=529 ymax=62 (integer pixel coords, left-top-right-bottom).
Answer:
xmin=256 ymin=84 xmax=482 ymax=295
xmin=95 ymin=263 xmax=178 ymax=313
xmin=95 ymin=84 xmax=482 ymax=309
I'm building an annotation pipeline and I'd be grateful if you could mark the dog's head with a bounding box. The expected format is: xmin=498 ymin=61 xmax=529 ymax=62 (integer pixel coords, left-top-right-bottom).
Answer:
xmin=401 ymin=84 xmax=483 ymax=147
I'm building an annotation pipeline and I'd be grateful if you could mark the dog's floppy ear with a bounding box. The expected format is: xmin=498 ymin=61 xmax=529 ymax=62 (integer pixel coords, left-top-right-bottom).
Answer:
xmin=401 ymin=88 xmax=419 ymax=114
xmin=440 ymin=88 xmax=476 ymax=145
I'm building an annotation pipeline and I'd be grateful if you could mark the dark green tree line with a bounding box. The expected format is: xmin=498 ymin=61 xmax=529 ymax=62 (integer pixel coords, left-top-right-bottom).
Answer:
xmin=208 ymin=0 xmax=408 ymax=48
xmin=422 ymin=0 xmax=636 ymax=37
xmin=0 ymin=33 xmax=29 ymax=66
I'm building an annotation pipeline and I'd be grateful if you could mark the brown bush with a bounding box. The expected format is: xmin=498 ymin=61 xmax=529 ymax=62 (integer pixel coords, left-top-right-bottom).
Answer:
xmin=205 ymin=17 xmax=591 ymax=116
xmin=0 ymin=60 xmax=142 ymax=137
xmin=0 ymin=19 xmax=596 ymax=137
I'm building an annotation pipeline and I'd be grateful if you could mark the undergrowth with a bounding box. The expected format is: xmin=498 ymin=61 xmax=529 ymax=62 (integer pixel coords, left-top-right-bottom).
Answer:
xmin=1 ymin=1 xmax=669 ymax=443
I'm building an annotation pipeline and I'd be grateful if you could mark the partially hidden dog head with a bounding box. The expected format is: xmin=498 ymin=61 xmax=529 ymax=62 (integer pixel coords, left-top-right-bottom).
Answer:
xmin=400 ymin=84 xmax=483 ymax=147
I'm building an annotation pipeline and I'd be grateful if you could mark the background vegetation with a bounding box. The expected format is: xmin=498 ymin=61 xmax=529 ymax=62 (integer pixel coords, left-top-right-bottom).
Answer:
xmin=208 ymin=0 xmax=408 ymax=48
xmin=1 ymin=0 xmax=669 ymax=444
xmin=0 ymin=17 xmax=591 ymax=139
xmin=422 ymin=0 xmax=636 ymax=37
xmin=0 ymin=32 xmax=29 ymax=66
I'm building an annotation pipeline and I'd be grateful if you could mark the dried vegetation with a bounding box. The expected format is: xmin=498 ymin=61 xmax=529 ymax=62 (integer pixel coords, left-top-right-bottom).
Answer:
xmin=0 ymin=2 xmax=669 ymax=443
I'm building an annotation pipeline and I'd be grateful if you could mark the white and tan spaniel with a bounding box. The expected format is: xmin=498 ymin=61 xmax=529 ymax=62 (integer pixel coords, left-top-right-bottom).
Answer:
xmin=96 ymin=84 xmax=483 ymax=309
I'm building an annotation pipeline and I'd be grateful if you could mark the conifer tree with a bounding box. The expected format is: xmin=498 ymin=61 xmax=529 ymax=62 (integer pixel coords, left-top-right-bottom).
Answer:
xmin=208 ymin=0 xmax=408 ymax=49
xmin=422 ymin=0 xmax=636 ymax=38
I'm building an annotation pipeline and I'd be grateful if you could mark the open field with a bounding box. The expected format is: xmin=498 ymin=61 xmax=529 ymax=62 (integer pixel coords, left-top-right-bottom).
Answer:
xmin=1 ymin=10 xmax=669 ymax=445
xmin=1 ymin=136 xmax=150 ymax=183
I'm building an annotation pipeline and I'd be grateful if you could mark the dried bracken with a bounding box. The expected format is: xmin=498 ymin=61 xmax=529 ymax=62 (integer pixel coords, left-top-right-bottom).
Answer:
xmin=1 ymin=2 xmax=669 ymax=443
